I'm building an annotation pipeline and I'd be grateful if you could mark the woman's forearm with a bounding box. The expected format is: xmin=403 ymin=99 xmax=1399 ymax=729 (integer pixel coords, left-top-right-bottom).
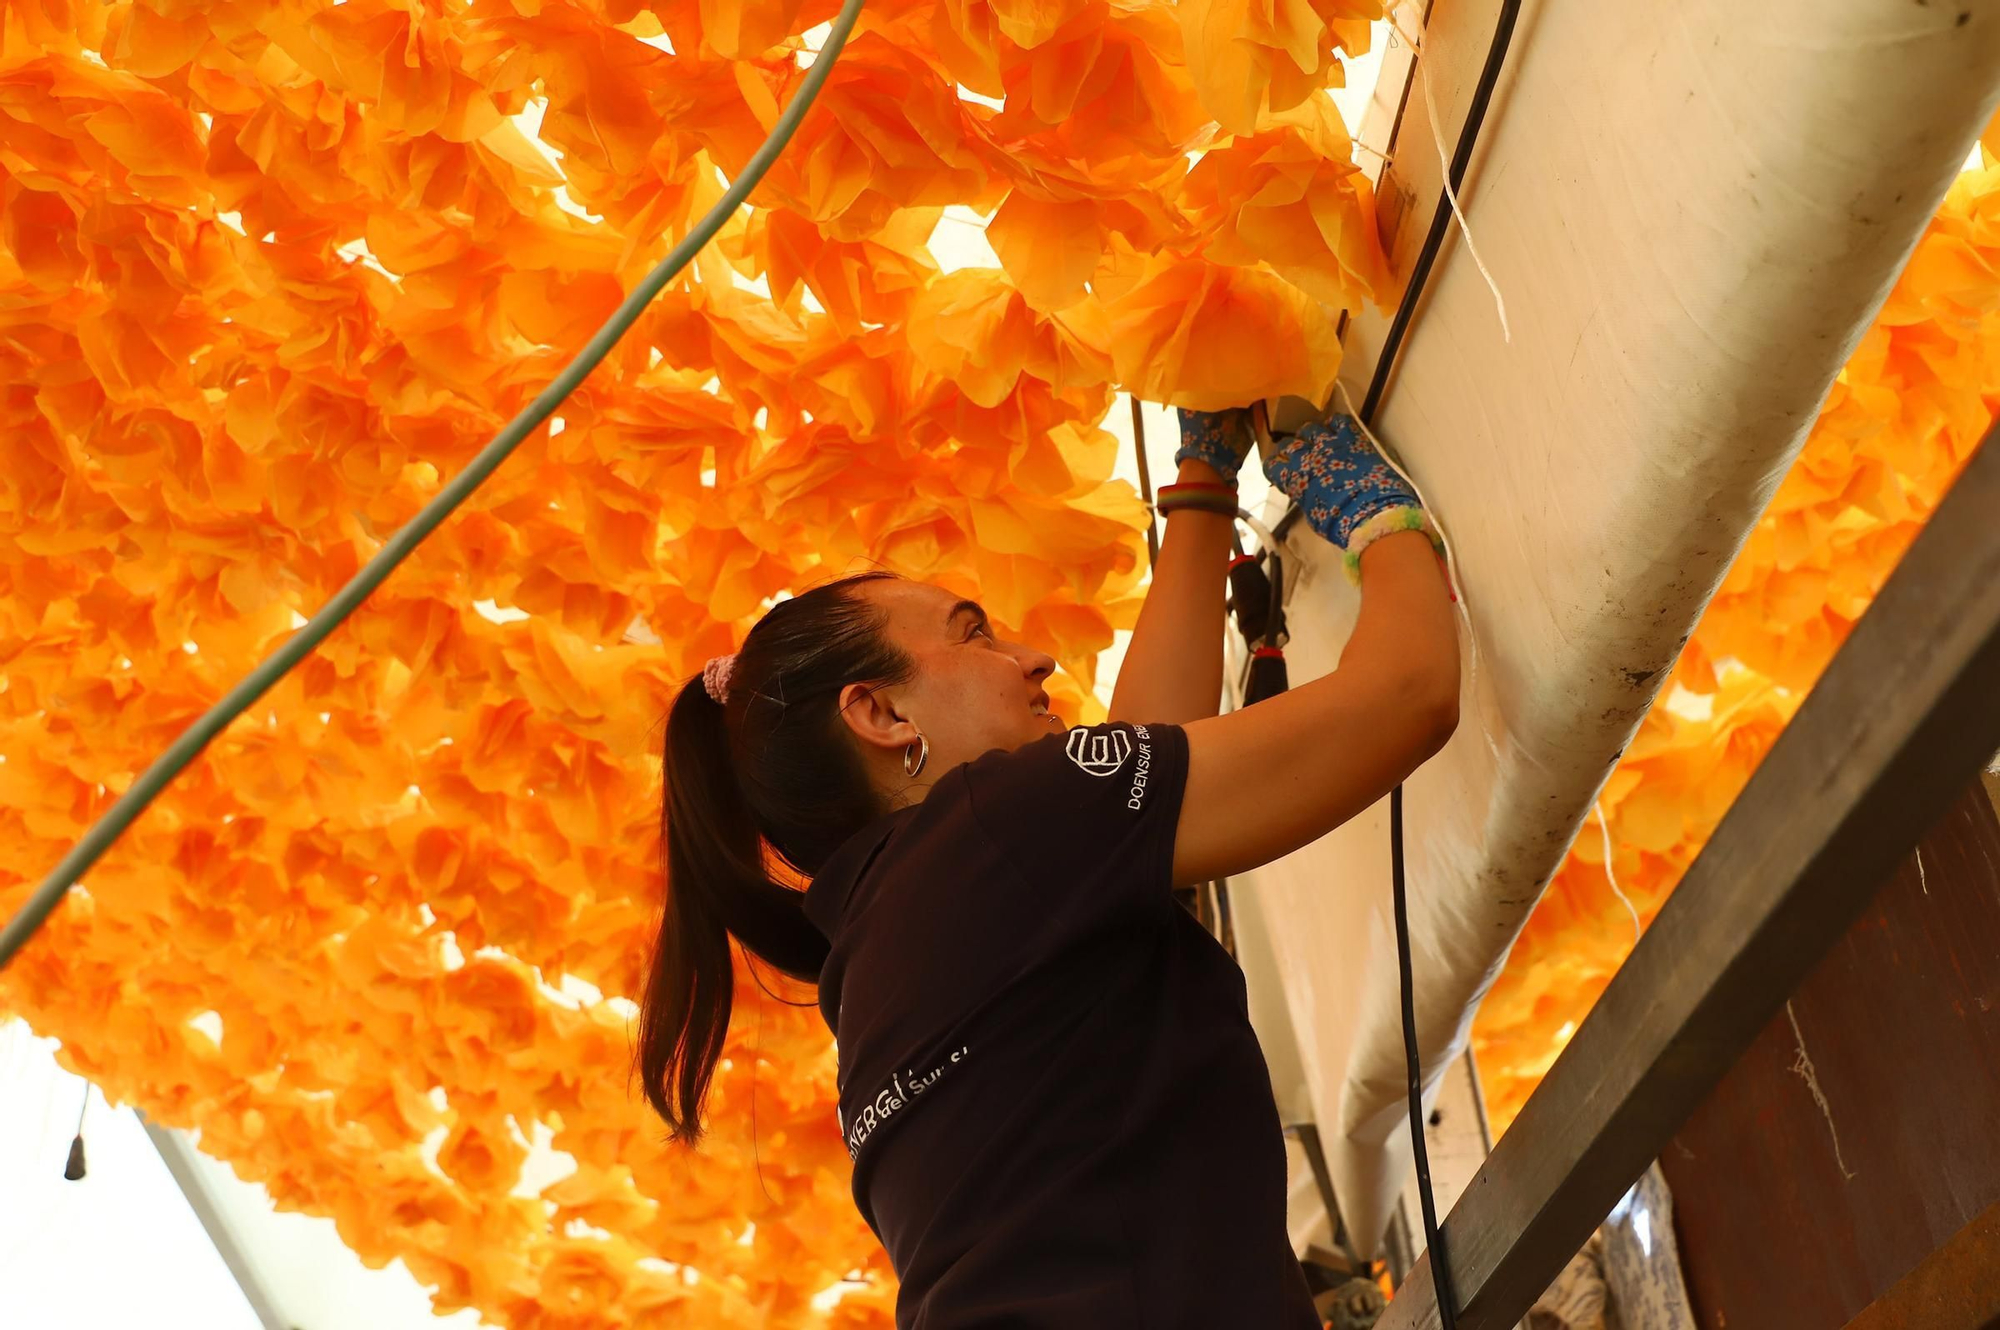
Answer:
xmin=1171 ymin=529 xmax=1459 ymax=886
xmin=1107 ymin=459 xmax=1236 ymax=725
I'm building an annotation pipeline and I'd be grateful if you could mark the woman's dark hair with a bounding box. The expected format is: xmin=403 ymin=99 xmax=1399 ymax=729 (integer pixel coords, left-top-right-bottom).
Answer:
xmin=637 ymin=571 xmax=914 ymax=1143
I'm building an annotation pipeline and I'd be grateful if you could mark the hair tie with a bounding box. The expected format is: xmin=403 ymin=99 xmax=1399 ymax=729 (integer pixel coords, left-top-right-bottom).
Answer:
xmin=702 ymin=654 xmax=737 ymax=704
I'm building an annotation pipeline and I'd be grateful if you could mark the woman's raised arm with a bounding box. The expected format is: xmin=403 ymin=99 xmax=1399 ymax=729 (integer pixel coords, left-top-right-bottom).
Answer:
xmin=1174 ymin=530 xmax=1457 ymax=885
xmin=1108 ymin=408 xmax=1255 ymax=727
xmin=1170 ymin=413 xmax=1459 ymax=886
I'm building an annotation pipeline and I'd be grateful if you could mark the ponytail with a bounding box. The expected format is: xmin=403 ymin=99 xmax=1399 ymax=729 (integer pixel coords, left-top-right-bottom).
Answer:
xmin=637 ymin=572 xmax=913 ymax=1143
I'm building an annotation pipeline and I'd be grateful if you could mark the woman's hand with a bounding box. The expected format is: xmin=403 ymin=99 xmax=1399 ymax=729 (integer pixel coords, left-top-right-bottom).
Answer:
xmin=1173 ymin=406 xmax=1257 ymax=483
xmin=1263 ymin=413 xmax=1444 ymax=581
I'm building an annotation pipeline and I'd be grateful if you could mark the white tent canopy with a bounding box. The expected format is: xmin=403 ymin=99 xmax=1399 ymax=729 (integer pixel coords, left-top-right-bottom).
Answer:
xmin=2 ymin=1018 xmax=496 ymax=1328
xmin=1229 ymin=0 xmax=2000 ymax=1253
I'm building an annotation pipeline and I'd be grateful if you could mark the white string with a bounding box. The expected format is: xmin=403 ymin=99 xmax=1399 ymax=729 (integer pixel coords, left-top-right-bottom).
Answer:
xmin=1596 ymin=800 xmax=1643 ymax=943
xmin=1392 ymin=21 xmax=1510 ymax=342
xmin=1330 ymin=380 xmax=1503 ymax=767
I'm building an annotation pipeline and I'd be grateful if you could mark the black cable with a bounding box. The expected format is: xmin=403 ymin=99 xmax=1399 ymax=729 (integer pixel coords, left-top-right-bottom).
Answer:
xmin=1274 ymin=4 xmax=1524 ymax=1320
xmin=1273 ymin=0 xmax=1523 ymax=545
xmin=1380 ymin=6 xmax=1527 ymax=1319
xmin=1263 ymin=548 xmax=1287 ymax=648
xmin=1360 ymin=1 xmax=1521 ymax=426
xmin=1378 ymin=10 xmax=1527 ymax=1316
xmin=1393 ymin=784 xmax=1456 ymax=1326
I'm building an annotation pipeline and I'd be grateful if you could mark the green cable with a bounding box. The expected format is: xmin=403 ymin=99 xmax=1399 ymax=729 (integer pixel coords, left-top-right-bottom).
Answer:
xmin=0 ymin=0 xmax=866 ymax=971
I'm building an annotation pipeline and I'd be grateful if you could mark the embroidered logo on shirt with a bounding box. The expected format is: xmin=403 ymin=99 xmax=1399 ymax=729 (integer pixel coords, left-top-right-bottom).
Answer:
xmin=1066 ymin=727 xmax=1133 ymax=777
xmin=1126 ymin=726 xmax=1155 ymax=810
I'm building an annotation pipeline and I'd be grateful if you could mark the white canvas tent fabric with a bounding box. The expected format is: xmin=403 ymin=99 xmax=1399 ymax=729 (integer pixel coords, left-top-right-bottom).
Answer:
xmin=0 ymin=1018 xmax=491 ymax=1329
xmin=1233 ymin=0 xmax=2000 ymax=1252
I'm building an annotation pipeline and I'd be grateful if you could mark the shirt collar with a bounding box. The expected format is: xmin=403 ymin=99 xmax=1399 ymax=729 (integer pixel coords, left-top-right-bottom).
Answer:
xmin=803 ymin=809 xmax=908 ymax=939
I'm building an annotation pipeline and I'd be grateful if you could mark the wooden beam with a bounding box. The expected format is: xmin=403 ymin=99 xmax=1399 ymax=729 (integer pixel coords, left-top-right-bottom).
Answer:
xmin=1380 ymin=427 xmax=2000 ymax=1330
xmin=1338 ymin=0 xmax=1507 ymax=401
xmin=1844 ymin=1196 xmax=2000 ymax=1330
xmin=1659 ymin=778 xmax=2000 ymax=1322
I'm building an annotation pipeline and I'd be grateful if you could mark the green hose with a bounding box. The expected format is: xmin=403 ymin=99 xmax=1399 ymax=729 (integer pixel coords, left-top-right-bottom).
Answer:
xmin=0 ymin=0 xmax=866 ymax=970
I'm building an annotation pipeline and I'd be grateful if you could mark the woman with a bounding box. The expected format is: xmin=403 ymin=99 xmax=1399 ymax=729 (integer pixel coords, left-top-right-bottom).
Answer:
xmin=638 ymin=404 xmax=1459 ymax=1327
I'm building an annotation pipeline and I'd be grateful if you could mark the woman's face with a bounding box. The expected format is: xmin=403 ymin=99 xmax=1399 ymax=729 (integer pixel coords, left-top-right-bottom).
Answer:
xmin=843 ymin=579 xmax=1062 ymax=780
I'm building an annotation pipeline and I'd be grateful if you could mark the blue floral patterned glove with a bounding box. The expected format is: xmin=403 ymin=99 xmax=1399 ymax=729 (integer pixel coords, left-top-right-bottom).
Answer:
xmin=1264 ymin=413 xmax=1443 ymax=581
xmin=1174 ymin=407 xmax=1255 ymax=483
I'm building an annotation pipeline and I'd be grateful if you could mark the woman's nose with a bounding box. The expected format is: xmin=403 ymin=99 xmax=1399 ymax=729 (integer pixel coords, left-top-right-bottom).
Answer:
xmin=1008 ymin=642 xmax=1056 ymax=681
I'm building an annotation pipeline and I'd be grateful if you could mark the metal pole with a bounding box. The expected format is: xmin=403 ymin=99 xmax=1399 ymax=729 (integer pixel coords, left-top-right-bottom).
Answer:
xmin=139 ymin=1114 xmax=294 ymax=1330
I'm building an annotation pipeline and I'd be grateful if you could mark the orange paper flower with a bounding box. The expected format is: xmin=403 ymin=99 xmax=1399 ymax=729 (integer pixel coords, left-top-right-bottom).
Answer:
xmin=2 ymin=0 xmax=1383 ymax=1322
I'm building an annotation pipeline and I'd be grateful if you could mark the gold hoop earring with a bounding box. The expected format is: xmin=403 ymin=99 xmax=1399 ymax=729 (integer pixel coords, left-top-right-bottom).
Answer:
xmin=903 ymin=731 xmax=929 ymax=779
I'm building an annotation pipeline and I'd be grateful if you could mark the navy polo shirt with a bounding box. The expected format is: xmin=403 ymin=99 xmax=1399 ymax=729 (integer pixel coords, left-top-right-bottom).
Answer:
xmin=804 ymin=722 xmax=1318 ymax=1329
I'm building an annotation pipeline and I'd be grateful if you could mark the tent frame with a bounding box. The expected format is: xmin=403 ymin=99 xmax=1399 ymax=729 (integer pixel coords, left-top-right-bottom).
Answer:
xmin=139 ymin=1113 xmax=294 ymax=1330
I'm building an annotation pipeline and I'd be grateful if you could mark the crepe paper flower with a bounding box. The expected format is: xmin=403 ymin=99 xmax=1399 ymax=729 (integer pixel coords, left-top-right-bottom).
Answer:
xmin=1099 ymin=247 xmax=1346 ymax=409
xmin=1175 ymin=0 xmax=1380 ymax=136
xmin=1178 ymin=98 xmax=1391 ymax=307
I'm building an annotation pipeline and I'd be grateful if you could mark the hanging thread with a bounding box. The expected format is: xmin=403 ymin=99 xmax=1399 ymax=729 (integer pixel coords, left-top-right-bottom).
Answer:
xmin=1596 ymin=801 xmax=1644 ymax=943
xmin=1332 ymin=379 xmax=1504 ymax=768
xmin=1391 ymin=20 xmax=1512 ymax=343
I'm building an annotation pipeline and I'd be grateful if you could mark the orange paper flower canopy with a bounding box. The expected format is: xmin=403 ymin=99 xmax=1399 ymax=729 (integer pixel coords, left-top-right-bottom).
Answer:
xmin=0 ymin=0 xmax=1385 ymax=1323
xmin=1473 ymin=152 xmax=2000 ymax=1135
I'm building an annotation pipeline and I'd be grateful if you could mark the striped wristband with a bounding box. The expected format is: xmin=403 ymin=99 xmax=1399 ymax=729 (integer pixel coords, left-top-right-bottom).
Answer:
xmin=1156 ymin=482 xmax=1239 ymax=518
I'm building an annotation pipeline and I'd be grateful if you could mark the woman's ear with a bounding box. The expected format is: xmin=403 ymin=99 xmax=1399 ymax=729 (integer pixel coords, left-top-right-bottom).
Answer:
xmin=837 ymin=682 xmax=913 ymax=755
